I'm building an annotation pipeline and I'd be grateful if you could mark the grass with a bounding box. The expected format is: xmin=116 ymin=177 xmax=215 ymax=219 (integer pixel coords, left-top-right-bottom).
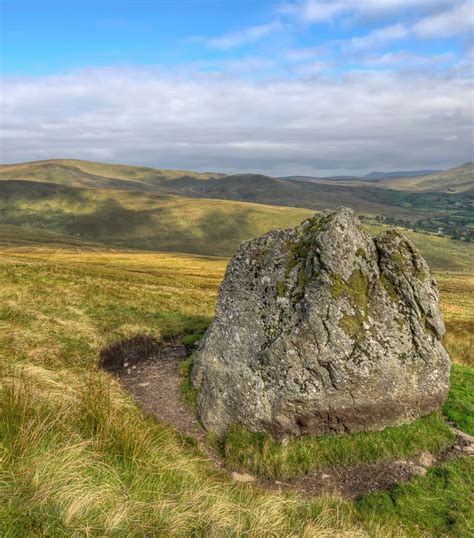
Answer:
xmin=0 ymin=158 xmax=222 ymax=188
xmin=221 ymin=414 xmax=453 ymax=480
xmin=179 ymin=354 xmax=198 ymax=408
xmin=0 ymin=245 xmax=392 ymax=537
xmin=2 ymin=158 xmax=473 ymax=235
xmin=356 ymin=457 xmax=474 ymax=537
xmin=437 ymin=272 xmax=474 ymax=366
xmin=2 ymin=179 xmax=474 ymax=270
xmin=443 ymin=365 xmax=474 ymax=435
xmin=0 ymin=243 xmax=472 ymax=536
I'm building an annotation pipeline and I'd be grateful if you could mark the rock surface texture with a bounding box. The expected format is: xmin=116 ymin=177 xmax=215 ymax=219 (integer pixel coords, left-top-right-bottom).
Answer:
xmin=192 ymin=208 xmax=451 ymax=439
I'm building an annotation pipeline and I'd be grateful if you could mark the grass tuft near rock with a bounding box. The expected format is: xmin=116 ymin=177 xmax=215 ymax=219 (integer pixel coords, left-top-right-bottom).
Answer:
xmin=223 ymin=413 xmax=454 ymax=480
xmin=443 ymin=364 xmax=474 ymax=435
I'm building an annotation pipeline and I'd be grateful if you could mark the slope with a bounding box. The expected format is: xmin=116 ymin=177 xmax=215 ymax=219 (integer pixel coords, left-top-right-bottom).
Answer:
xmin=0 ymin=180 xmax=312 ymax=256
xmin=2 ymin=159 xmax=472 ymax=220
xmin=385 ymin=162 xmax=474 ymax=193
xmin=0 ymin=159 xmax=223 ymax=191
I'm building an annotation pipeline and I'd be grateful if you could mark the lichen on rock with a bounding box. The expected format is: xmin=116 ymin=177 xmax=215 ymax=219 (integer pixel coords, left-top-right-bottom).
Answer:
xmin=192 ymin=207 xmax=451 ymax=440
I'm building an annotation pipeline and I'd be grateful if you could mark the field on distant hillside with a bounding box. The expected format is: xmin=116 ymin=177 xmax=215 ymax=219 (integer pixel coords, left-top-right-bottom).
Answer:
xmin=1 ymin=243 xmax=473 ymax=536
xmin=0 ymin=181 xmax=313 ymax=256
xmin=385 ymin=162 xmax=474 ymax=193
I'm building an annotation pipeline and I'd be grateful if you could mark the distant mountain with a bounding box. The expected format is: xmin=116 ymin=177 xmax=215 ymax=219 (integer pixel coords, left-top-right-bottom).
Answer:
xmin=284 ymin=169 xmax=441 ymax=182
xmin=363 ymin=170 xmax=440 ymax=180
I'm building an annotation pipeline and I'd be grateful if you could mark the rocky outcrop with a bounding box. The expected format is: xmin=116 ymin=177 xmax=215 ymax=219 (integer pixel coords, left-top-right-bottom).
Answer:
xmin=192 ymin=208 xmax=451 ymax=439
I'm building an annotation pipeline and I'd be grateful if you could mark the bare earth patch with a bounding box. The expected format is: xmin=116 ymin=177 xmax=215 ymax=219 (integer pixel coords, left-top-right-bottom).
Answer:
xmin=102 ymin=337 xmax=473 ymax=500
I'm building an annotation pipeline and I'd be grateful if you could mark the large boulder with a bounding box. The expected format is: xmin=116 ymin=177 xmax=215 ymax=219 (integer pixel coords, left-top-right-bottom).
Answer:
xmin=192 ymin=208 xmax=451 ymax=439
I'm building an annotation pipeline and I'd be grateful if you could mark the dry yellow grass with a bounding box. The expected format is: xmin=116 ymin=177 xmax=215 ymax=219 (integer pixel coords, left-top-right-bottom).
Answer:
xmin=437 ymin=273 xmax=474 ymax=367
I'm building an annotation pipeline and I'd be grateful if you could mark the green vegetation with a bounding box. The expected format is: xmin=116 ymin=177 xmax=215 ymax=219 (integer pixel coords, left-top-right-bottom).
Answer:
xmin=179 ymin=354 xmax=198 ymax=408
xmin=356 ymin=458 xmax=474 ymax=537
xmin=1 ymin=159 xmax=473 ymax=270
xmin=222 ymin=414 xmax=453 ymax=480
xmin=437 ymin=272 xmax=474 ymax=367
xmin=363 ymin=223 xmax=474 ymax=273
xmin=0 ymin=245 xmax=396 ymax=537
xmin=0 ymin=242 xmax=472 ymax=536
xmin=443 ymin=365 xmax=474 ymax=435
xmin=385 ymin=162 xmax=474 ymax=193
xmin=2 ymin=159 xmax=473 ymax=234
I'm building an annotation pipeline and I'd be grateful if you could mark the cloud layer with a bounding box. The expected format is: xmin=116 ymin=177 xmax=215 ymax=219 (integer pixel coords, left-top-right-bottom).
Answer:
xmin=2 ymin=0 xmax=473 ymax=175
xmin=2 ymin=64 xmax=471 ymax=176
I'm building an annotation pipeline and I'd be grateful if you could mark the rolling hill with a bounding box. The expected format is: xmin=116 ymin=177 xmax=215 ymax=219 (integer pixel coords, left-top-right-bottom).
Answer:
xmin=285 ymin=169 xmax=441 ymax=181
xmin=0 ymin=159 xmax=223 ymax=191
xmin=0 ymin=179 xmax=313 ymax=256
xmin=0 ymin=158 xmax=472 ymax=266
xmin=1 ymin=159 xmax=471 ymax=220
xmin=385 ymin=162 xmax=474 ymax=193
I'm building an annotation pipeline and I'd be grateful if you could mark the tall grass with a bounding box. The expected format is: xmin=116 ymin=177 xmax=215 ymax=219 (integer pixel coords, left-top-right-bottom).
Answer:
xmin=1 ymin=361 xmax=393 ymax=537
xmin=0 ymin=246 xmax=471 ymax=536
xmin=0 ymin=246 xmax=399 ymax=536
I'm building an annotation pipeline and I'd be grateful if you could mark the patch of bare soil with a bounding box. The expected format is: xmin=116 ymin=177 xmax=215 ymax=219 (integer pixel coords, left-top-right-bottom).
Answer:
xmin=100 ymin=336 xmax=473 ymax=500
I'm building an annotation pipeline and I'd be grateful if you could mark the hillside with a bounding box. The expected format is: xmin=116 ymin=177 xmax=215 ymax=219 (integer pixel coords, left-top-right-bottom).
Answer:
xmin=1 ymin=161 xmax=473 ymax=537
xmin=385 ymin=162 xmax=474 ymax=193
xmin=1 ymin=242 xmax=473 ymax=536
xmin=0 ymin=178 xmax=472 ymax=271
xmin=0 ymin=156 xmax=473 ymax=264
xmin=285 ymin=169 xmax=440 ymax=181
xmin=1 ymin=160 xmax=472 ymax=222
xmin=0 ymin=159 xmax=223 ymax=190
xmin=0 ymin=180 xmax=313 ymax=256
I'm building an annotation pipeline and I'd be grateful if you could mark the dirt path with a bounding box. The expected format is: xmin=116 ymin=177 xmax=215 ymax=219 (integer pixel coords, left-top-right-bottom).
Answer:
xmin=104 ymin=338 xmax=473 ymax=500
xmin=116 ymin=341 xmax=199 ymax=438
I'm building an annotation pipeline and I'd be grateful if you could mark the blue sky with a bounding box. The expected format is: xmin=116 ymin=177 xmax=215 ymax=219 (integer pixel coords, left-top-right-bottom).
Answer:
xmin=1 ymin=0 xmax=473 ymax=175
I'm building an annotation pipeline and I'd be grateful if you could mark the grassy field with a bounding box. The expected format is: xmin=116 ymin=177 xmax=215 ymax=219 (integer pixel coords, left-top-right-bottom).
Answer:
xmin=0 ymin=243 xmax=473 ymax=536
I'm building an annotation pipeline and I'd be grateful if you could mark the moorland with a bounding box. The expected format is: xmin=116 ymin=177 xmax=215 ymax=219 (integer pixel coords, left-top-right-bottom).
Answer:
xmin=0 ymin=159 xmax=473 ymax=536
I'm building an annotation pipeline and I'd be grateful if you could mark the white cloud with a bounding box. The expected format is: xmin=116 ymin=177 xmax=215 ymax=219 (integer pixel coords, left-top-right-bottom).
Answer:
xmin=280 ymin=0 xmax=347 ymax=23
xmin=279 ymin=0 xmax=452 ymax=23
xmin=1 ymin=65 xmax=471 ymax=175
xmin=203 ymin=21 xmax=282 ymax=50
xmin=413 ymin=1 xmax=474 ymax=38
xmin=360 ymin=51 xmax=455 ymax=68
xmin=347 ymin=23 xmax=408 ymax=51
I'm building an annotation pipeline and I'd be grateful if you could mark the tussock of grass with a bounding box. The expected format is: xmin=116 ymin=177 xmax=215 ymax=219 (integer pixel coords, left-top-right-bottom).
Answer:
xmin=181 ymin=330 xmax=204 ymax=347
xmin=443 ymin=364 xmax=474 ymax=435
xmin=2 ymin=247 xmax=397 ymax=536
xmin=222 ymin=414 xmax=454 ymax=480
xmin=437 ymin=273 xmax=474 ymax=367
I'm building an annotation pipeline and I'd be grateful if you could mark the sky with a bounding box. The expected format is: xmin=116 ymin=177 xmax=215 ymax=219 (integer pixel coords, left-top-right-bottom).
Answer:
xmin=1 ymin=0 xmax=473 ymax=176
